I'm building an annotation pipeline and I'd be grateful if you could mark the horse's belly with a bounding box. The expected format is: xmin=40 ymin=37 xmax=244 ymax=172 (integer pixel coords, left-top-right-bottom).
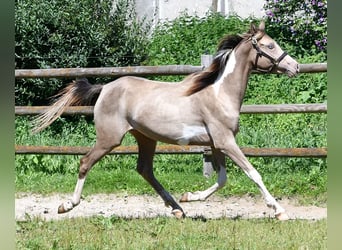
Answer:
xmin=133 ymin=122 xmax=211 ymax=146
xmin=173 ymin=125 xmax=210 ymax=145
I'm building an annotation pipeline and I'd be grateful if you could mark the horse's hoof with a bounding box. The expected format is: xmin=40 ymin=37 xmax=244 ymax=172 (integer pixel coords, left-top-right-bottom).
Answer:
xmin=275 ymin=212 xmax=289 ymax=221
xmin=57 ymin=200 xmax=73 ymax=214
xmin=179 ymin=192 xmax=190 ymax=202
xmin=58 ymin=205 xmax=66 ymax=214
xmin=172 ymin=209 xmax=185 ymax=219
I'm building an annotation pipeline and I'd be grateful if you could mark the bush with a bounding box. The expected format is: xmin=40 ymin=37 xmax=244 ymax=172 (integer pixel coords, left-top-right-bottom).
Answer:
xmin=146 ymin=13 xmax=256 ymax=82
xmin=15 ymin=0 xmax=150 ymax=105
xmin=147 ymin=13 xmax=257 ymax=64
xmin=263 ymin=0 xmax=327 ymax=56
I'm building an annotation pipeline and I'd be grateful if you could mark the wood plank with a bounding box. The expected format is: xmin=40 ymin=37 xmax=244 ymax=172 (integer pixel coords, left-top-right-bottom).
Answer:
xmin=15 ymin=145 xmax=327 ymax=158
xmin=15 ymin=103 xmax=327 ymax=116
xmin=15 ymin=63 xmax=326 ymax=79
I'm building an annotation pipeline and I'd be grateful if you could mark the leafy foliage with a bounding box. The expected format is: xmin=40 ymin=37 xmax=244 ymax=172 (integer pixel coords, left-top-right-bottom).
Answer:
xmin=264 ymin=0 xmax=327 ymax=56
xmin=147 ymin=13 xmax=254 ymax=64
xmin=15 ymin=0 xmax=150 ymax=105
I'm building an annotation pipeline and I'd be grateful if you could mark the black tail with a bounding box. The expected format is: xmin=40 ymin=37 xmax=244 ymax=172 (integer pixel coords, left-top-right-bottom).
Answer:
xmin=32 ymin=78 xmax=103 ymax=133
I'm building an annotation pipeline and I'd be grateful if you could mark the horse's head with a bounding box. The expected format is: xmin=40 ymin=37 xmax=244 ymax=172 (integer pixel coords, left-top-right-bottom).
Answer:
xmin=247 ymin=22 xmax=299 ymax=77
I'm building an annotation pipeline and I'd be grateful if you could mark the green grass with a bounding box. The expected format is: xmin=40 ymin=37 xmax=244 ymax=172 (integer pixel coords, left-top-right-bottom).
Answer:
xmin=15 ymin=157 xmax=327 ymax=206
xmin=16 ymin=216 xmax=327 ymax=249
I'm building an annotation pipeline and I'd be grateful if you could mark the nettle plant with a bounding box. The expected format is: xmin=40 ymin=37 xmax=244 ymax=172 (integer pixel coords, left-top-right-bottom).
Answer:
xmin=264 ymin=0 xmax=327 ymax=55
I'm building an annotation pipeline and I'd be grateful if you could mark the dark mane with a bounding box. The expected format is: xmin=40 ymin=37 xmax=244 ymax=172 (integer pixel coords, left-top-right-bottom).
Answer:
xmin=217 ymin=34 xmax=244 ymax=51
xmin=184 ymin=34 xmax=245 ymax=96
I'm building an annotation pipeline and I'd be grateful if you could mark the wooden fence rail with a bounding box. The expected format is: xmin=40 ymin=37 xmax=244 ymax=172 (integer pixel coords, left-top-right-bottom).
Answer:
xmin=15 ymin=103 xmax=327 ymax=116
xmin=15 ymin=63 xmax=327 ymax=79
xmin=15 ymin=145 xmax=327 ymax=158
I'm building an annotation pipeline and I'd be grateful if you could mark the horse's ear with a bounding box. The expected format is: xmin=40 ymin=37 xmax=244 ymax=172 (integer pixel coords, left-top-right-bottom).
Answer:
xmin=250 ymin=23 xmax=257 ymax=34
xmin=258 ymin=21 xmax=265 ymax=32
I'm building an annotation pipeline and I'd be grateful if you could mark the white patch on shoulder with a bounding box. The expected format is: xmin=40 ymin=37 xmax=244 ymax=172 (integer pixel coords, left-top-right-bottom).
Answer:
xmin=177 ymin=125 xmax=207 ymax=145
xmin=213 ymin=50 xmax=236 ymax=96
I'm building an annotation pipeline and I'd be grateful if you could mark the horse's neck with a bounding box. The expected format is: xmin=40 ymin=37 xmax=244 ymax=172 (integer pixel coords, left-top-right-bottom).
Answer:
xmin=214 ymin=49 xmax=252 ymax=110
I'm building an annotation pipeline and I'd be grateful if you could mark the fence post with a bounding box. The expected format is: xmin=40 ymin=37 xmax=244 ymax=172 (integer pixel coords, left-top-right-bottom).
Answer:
xmin=203 ymin=148 xmax=216 ymax=178
xmin=201 ymin=54 xmax=213 ymax=69
xmin=200 ymin=54 xmax=217 ymax=178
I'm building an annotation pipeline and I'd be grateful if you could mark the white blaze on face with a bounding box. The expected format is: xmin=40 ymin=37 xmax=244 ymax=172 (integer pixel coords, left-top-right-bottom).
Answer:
xmin=213 ymin=50 xmax=236 ymax=96
xmin=177 ymin=125 xmax=207 ymax=145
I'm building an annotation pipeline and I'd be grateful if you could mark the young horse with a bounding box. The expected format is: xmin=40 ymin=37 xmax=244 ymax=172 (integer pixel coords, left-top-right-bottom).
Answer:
xmin=33 ymin=22 xmax=299 ymax=220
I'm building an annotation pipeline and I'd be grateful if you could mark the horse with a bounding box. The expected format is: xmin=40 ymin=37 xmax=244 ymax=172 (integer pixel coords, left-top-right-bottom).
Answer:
xmin=33 ymin=21 xmax=299 ymax=220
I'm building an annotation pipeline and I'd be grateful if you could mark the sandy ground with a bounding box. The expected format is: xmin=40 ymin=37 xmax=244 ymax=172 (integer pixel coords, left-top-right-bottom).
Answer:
xmin=15 ymin=193 xmax=326 ymax=221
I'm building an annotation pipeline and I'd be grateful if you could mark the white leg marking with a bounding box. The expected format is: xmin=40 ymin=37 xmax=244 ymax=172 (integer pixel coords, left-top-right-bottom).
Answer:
xmin=183 ymin=167 xmax=227 ymax=201
xmin=62 ymin=200 xmax=74 ymax=211
xmin=247 ymin=169 xmax=285 ymax=215
xmin=59 ymin=178 xmax=85 ymax=213
xmin=71 ymin=178 xmax=85 ymax=206
xmin=220 ymin=138 xmax=287 ymax=219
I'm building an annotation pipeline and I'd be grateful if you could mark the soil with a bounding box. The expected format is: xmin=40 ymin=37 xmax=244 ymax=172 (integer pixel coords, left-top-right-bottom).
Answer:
xmin=15 ymin=193 xmax=326 ymax=221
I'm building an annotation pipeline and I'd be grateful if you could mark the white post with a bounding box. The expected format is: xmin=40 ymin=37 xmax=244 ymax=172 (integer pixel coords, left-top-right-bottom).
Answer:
xmin=201 ymin=54 xmax=213 ymax=68
xmin=200 ymin=54 xmax=216 ymax=178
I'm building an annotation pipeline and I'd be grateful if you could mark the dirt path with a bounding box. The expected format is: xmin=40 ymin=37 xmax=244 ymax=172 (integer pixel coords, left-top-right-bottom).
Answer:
xmin=15 ymin=193 xmax=326 ymax=221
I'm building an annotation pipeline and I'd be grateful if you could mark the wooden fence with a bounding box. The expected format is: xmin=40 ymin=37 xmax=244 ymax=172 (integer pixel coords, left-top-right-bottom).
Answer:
xmin=15 ymin=61 xmax=327 ymax=176
xmin=15 ymin=63 xmax=327 ymax=79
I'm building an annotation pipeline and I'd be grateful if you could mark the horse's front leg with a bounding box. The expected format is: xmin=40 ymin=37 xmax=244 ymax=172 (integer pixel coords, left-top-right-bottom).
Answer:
xmin=180 ymin=148 xmax=227 ymax=202
xmin=215 ymin=133 xmax=289 ymax=220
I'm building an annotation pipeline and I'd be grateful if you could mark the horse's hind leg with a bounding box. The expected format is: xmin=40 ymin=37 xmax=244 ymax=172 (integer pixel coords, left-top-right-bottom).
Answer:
xmin=58 ymin=125 xmax=126 ymax=214
xmin=57 ymin=141 xmax=116 ymax=213
xmin=131 ymin=130 xmax=185 ymax=218
xmin=180 ymin=148 xmax=227 ymax=202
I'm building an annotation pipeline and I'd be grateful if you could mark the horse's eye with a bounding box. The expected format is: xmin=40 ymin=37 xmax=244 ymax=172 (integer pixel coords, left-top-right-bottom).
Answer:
xmin=267 ymin=43 xmax=274 ymax=49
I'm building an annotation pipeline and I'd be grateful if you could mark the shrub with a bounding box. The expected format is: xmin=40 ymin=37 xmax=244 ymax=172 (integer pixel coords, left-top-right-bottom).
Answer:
xmin=145 ymin=13 xmax=257 ymax=82
xmin=15 ymin=0 xmax=150 ymax=105
xmin=148 ymin=13 xmax=245 ymax=64
xmin=263 ymin=0 xmax=327 ymax=56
